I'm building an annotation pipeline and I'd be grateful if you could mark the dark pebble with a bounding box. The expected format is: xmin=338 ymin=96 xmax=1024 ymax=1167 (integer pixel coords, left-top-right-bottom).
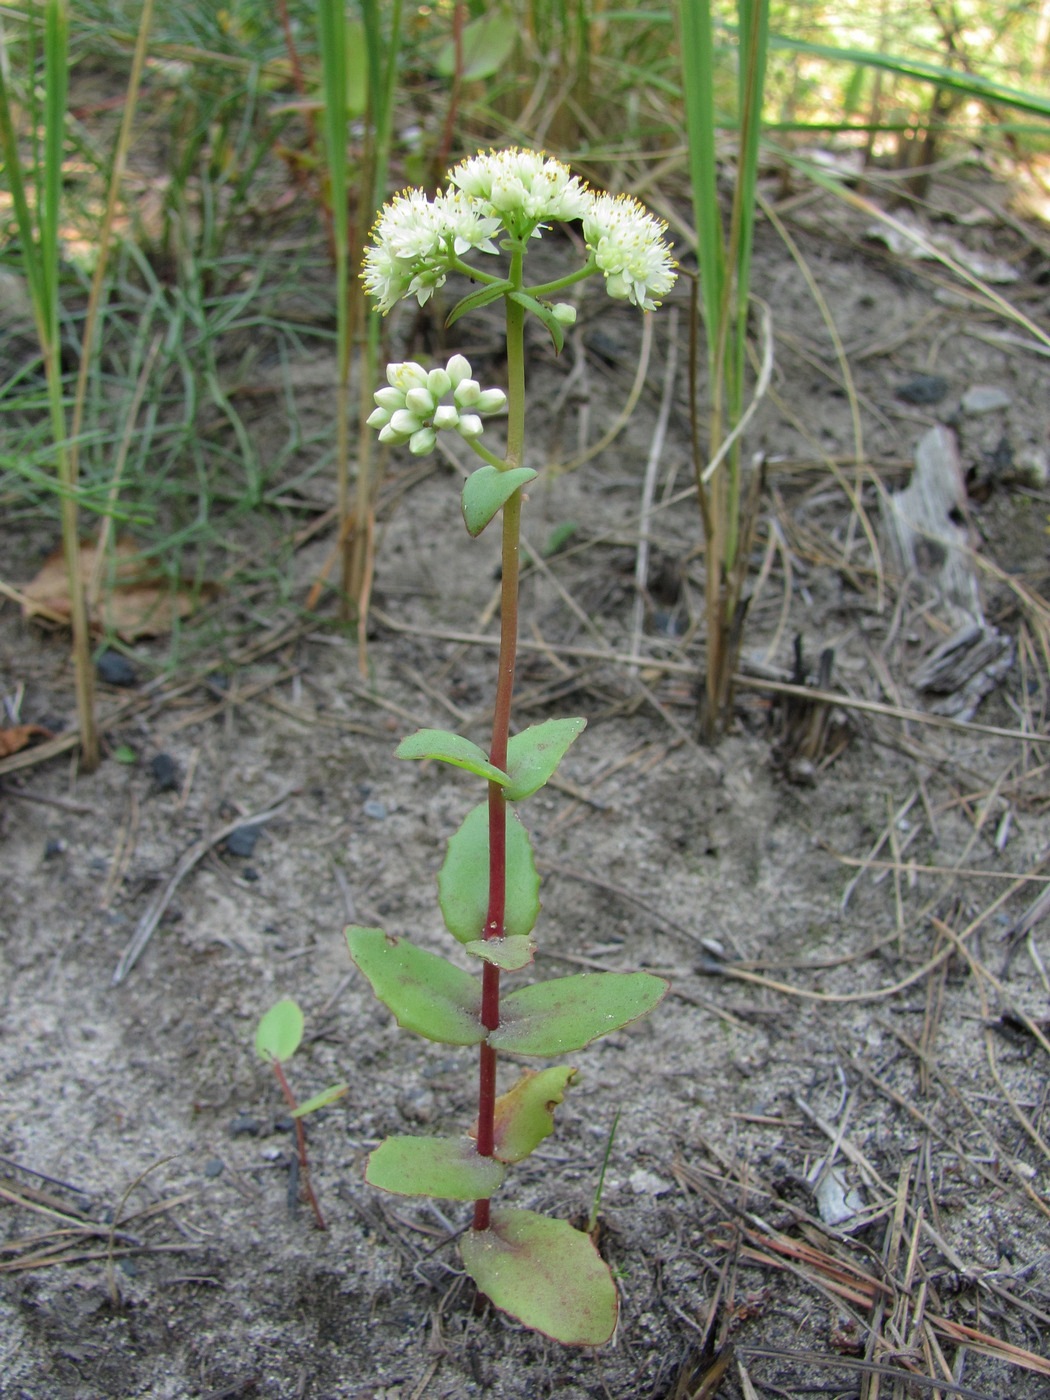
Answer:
xmin=274 ymin=1115 xmax=294 ymax=1134
xmin=96 ymin=650 xmax=137 ymax=686
xmin=895 ymin=374 xmax=948 ymax=406
xmin=229 ymin=1114 xmax=262 ymax=1137
xmin=226 ymin=824 xmax=262 ymax=858
xmin=43 ymin=837 xmax=65 ymax=861
xmin=150 ymin=752 xmax=180 ymax=791
xmin=203 ymin=1158 xmax=225 ymax=1178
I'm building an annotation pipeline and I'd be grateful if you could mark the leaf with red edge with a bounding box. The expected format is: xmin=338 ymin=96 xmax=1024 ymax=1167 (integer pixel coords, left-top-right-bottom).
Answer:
xmin=490 ymin=971 xmax=668 ymax=1055
xmin=460 ymin=1208 xmax=618 ymax=1345
xmin=474 ymin=1066 xmax=579 ymax=1164
xmin=366 ymin=1135 xmax=505 ymax=1200
xmin=346 ymin=926 xmax=484 ymax=1045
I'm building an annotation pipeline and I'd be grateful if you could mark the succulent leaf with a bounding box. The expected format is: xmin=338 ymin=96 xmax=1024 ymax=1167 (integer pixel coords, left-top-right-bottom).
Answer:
xmin=438 ymin=803 xmax=540 ymax=943
xmin=346 ymin=926 xmax=484 ymax=1045
xmin=478 ymin=1066 xmax=579 ymax=1163
xmin=491 ymin=971 xmax=668 ymax=1055
xmin=462 ymin=466 xmax=538 ymax=538
xmin=464 ymin=935 xmax=536 ymax=971
xmin=504 ymin=717 xmax=587 ymax=800
xmin=366 ymin=1135 xmax=505 ymax=1200
xmin=460 ymin=1208 xmax=617 ymax=1346
xmin=395 ymin=728 xmax=509 ymax=786
xmin=255 ymin=998 xmax=304 ymax=1063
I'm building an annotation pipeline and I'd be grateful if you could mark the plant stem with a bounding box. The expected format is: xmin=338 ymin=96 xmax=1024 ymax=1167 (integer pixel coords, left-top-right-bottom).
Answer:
xmin=472 ymin=279 xmax=527 ymax=1234
xmin=271 ymin=1060 xmax=327 ymax=1231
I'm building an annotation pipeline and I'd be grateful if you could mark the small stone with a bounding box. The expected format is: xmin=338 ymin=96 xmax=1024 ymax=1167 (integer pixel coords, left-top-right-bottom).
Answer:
xmin=150 ymin=752 xmax=180 ymax=791
xmin=895 ymin=374 xmax=948 ymax=406
xmin=1014 ymin=449 xmax=1048 ymax=488
xmin=363 ymin=798 xmax=388 ymax=820
xmin=961 ymin=385 xmax=1011 ymax=414
xmin=203 ymin=1158 xmax=225 ymax=1178
xmin=225 ymin=824 xmax=262 ymax=858
xmin=43 ymin=837 xmax=65 ymax=861
xmin=628 ymin=1168 xmax=673 ymax=1197
xmin=229 ymin=1113 xmax=262 ymax=1137
xmin=97 ymin=651 xmax=137 ymax=686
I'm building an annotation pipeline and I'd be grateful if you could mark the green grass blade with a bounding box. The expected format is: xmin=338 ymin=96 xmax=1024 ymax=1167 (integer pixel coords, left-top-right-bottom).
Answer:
xmin=677 ymin=0 xmax=724 ymax=352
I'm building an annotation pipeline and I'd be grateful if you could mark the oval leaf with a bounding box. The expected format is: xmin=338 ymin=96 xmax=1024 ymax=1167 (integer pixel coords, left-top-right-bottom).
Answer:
xmin=464 ymin=935 xmax=536 ymax=971
xmin=366 ymin=1135 xmax=505 ymax=1200
xmin=255 ymin=999 xmax=304 ymax=1063
xmin=462 ymin=466 xmax=538 ymax=538
xmin=505 ymin=717 xmax=587 ymax=801
xmin=461 ymin=1208 xmax=617 ymax=1346
xmin=346 ymin=926 xmax=484 ymax=1045
xmin=436 ymin=11 xmax=518 ymax=81
xmin=292 ymin=1082 xmax=349 ymax=1118
xmin=490 ymin=972 xmax=668 ymax=1056
xmin=478 ymin=1066 xmax=579 ymax=1164
xmin=396 ymin=728 xmax=509 ymax=786
xmin=438 ymin=804 xmax=540 ymax=944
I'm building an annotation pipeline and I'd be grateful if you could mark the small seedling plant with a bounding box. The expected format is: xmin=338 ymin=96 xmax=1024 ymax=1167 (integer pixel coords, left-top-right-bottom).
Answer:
xmin=348 ymin=149 xmax=676 ymax=1346
xmin=255 ymin=998 xmax=348 ymax=1231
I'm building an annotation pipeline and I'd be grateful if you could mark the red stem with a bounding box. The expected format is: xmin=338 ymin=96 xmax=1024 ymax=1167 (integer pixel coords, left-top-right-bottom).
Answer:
xmin=472 ymin=488 xmax=523 ymax=1234
xmin=272 ymin=1060 xmax=327 ymax=1232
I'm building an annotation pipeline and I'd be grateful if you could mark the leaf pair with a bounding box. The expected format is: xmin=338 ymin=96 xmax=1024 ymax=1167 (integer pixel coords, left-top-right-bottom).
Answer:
xmin=396 ymin=716 xmax=585 ymax=800
xmin=345 ymin=927 xmax=666 ymax=1057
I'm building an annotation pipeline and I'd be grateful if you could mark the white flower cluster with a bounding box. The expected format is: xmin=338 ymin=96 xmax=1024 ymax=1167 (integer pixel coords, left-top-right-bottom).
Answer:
xmin=449 ymin=148 xmax=592 ymax=240
xmin=362 ymin=188 xmax=502 ymax=314
xmin=367 ymin=355 xmax=506 ymax=456
xmin=361 ymin=148 xmax=676 ymax=316
xmin=583 ymin=194 xmax=678 ymax=313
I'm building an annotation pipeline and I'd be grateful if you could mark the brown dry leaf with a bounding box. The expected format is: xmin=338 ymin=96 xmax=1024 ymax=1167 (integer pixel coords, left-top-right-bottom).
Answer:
xmin=21 ymin=538 xmax=213 ymax=641
xmin=0 ymin=724 xmax=54 ymax=758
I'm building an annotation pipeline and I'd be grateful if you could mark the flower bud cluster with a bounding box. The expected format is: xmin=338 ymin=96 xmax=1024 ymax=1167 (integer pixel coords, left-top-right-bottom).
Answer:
xmin=367 ymin=355 xmax=506 ymax=456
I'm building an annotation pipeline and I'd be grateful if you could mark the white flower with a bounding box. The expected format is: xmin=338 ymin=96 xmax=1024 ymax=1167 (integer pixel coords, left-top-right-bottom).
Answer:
xmin=582 ymin=193 xmax=677 ymax=311
xmin=369 ymin=356 xmax=506 ymax=455
xmin=449 ymin=148 xmax=592 ymax=239
xmin=361 ymin=188 xmax=500 ymax=314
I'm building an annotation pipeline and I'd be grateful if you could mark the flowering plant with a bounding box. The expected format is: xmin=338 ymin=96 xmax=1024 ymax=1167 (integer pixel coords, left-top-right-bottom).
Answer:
xmin=346 ymin=150 xmax=675 ymax=1346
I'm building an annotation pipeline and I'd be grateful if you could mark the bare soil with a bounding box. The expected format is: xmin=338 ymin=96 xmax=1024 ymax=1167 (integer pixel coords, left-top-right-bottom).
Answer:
xmin=2 ymin=160 xmax=1050 ymax=1400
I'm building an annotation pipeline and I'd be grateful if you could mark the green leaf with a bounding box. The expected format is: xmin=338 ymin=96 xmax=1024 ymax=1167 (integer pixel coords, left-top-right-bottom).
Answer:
xmin=505 ymin=717 xmax=587 ymax=801
xmin=462 ymin=466 xmax=538 ymax=539
xmin=460 ymin=1208 xmax=617 ymax=1345
xmin=445 ymin=278 xmax=513 ymax=329
xmin=508 ymin=290 xmax=565 ymax=355
xmin=255 ymin=999 xmax=304 ymax=1063
xmin=395 ymin=728 xmax=509 ymax=786
xmin=491 ymin=972 xmax=668 ymax=1056
xmin=438 ymin=804 xmax=540 ymax=944
xmin=366 ymin=1135 xmax=505 ymax=1200
xmin=292 ymin=1082 xmax=349 ymax=1118
xmin=464 ymin=936 xmax=536 ymax=971
xmin=436 ymin=10 xmax=518 ymax=81
xmin=482 ymin=1067 xmax=579 ymax=1164
xmin=346 ymin=926 xmax=484 ymax=1045
xmin=113 ymin=744 xmax=137 ymax=765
